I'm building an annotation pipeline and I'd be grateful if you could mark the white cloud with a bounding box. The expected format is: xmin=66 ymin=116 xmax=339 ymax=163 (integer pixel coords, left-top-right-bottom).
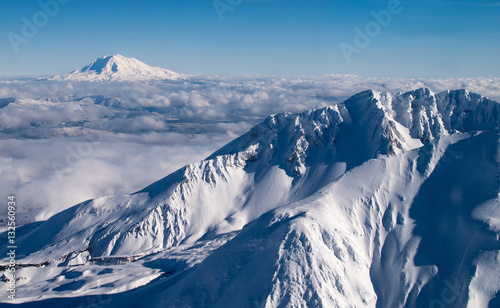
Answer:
xmin=0 ymin=132 xmax=233 ymax=220
xmin=1 ymin=74 xmax=500 ymax=221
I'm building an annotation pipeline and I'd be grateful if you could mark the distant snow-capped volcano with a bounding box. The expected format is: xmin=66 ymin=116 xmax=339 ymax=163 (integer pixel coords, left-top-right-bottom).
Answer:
xmin=52 ymin=54 xmax=183 ymax=82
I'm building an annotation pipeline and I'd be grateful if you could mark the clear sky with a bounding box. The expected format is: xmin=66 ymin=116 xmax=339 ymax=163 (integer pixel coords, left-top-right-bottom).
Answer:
xmin=0 ymin=0 xmax=499 ymax=77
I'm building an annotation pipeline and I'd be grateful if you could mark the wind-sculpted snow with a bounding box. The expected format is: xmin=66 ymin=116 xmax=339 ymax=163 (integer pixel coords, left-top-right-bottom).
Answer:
xmin=377 ymin=88 xmax=500 ymax=139
xmin=1 ymin=88 xmax=500 ymax=307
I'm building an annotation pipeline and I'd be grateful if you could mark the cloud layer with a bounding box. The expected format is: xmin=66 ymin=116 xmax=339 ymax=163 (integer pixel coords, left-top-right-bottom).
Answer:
xmin=1 ymin=74 xmax=500 ymax=221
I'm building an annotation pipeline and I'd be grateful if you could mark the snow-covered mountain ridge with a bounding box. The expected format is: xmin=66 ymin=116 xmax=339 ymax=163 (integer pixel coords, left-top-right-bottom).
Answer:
xmin=212 ymin=88 xmax=500 ymax=171
xmin=51 ymin=54 xmax=183 ymax=82
xmin=2 ymin=88 xmax=500 ymax=307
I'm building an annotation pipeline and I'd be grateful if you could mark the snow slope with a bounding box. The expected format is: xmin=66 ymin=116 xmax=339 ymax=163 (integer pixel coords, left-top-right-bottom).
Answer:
xmin=1 ymin=88 xmax=500 ymax=307
xmin=51 ymin=54 xmax=183 ymax=82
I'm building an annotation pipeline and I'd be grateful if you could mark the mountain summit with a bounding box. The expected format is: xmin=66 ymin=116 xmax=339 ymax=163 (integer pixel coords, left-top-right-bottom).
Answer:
xmin=52 ymin=54 xmax=183 ymax=82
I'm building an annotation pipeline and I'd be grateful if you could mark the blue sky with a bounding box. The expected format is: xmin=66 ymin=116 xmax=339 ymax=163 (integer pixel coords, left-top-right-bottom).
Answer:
xmin=0 ymin=0 xmax=499 ymax=77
